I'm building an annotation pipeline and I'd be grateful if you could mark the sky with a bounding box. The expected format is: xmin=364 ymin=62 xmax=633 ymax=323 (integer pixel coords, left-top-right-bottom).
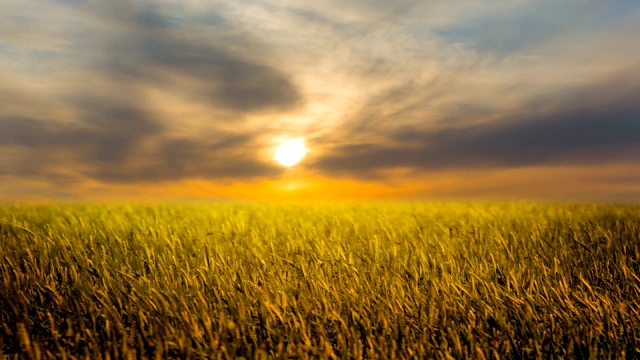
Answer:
xmin=1 ymin=0 xmax=639 ymax=201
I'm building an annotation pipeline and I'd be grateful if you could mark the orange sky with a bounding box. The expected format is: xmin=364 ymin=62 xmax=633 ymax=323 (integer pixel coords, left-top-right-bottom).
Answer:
xmin=2 ymin=163 xmax=639 ymax=202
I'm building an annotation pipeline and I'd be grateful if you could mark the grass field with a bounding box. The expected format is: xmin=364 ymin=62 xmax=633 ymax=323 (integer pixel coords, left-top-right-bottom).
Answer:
xmin=0 ymin=202 xmax=639 ymax=358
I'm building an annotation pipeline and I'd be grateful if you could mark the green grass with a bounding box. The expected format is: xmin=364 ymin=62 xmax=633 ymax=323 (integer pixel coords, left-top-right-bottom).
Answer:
xmin=0 ymin=202 xmax=639 ymax=358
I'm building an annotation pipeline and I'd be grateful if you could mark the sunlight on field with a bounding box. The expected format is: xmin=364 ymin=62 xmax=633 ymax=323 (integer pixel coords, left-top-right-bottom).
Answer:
xmin=0 ymin=202 xmax=639 ymax=358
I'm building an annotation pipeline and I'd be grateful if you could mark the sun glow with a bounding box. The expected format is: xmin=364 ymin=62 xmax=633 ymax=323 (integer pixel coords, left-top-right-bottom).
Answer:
xmin=275 ymin=139 xmax=307 ymax=167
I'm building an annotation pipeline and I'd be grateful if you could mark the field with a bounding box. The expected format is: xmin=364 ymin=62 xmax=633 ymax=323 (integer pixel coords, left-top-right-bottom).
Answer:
xmin=0 ymin=202 xmax=639 ymax=358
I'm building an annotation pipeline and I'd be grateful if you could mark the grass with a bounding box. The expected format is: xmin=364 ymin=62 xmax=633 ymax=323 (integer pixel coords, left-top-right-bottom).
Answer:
xmin=0 ymin=201 xmax=639 ymax=359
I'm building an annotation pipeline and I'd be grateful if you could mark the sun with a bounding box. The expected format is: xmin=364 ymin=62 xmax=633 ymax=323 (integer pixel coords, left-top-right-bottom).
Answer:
xmin=275 ymin=139 xmax=308 ymax=167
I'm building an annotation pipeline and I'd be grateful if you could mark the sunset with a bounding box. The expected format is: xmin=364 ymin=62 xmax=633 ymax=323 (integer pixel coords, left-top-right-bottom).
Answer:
xmin=1 ymin=1 xmax=639 ymax=358
xmin=274 ymin=139 xmax=307 ymax=167
xmin=1 ymin=0 xmax=638 ymax=200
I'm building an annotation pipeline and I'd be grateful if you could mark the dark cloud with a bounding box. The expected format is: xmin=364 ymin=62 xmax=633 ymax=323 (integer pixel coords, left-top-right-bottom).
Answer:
xmin=101 ymin=31 xmax=300 ymax=113
xmin=84 ymin=2 xmax=300 ymax=113
xmin=0 ymin=1 xmax=298 ymax=184
xmin=0 ymin=113 xmax=280 ymax=183
xmin=312 ymin=74 xmax=640 ymax=176
xmin=89 ymin=134 xmax=280 ymax=183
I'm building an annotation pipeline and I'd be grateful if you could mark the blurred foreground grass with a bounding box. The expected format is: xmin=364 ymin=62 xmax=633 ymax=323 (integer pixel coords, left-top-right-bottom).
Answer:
xmin=0 ymin=202 xmax=639 ymax=358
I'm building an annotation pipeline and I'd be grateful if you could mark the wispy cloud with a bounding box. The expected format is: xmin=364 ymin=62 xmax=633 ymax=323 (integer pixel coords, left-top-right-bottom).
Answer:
xmin=312 ymin=69 xmax=640 ymax=176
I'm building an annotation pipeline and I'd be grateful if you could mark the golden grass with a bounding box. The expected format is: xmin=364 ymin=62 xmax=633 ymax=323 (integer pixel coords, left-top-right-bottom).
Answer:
xmin=0 ymin=202 xmax=639 ymax=358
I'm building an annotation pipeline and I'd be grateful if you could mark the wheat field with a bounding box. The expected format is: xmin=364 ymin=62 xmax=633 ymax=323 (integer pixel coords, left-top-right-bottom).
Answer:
xmin=0 ymin=202 xmax=639 ymax=358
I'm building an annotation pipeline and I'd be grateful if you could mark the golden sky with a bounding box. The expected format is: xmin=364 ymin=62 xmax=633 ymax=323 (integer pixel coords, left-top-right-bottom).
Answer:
xmin=1 ymin=0 xmax=639 ymax=201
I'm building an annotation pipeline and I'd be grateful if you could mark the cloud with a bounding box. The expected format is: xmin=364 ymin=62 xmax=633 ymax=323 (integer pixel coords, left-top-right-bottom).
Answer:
xmin=0 ymin=111 xmax=280 ymax=183
xmin=312 ymin=72 xmax=640 ymax=176
xmin=0 ymin=1 xmax=300 ymax=184
xmin=88 ymin=2 xmax=301 ymax=113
